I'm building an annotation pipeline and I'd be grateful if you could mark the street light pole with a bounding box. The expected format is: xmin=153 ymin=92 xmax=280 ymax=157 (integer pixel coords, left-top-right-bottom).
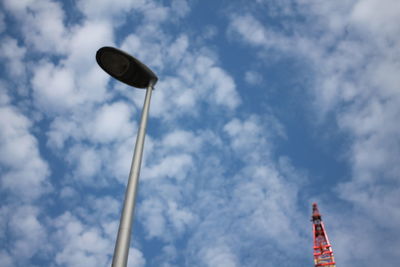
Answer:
xmin=112 ymin=83 xmax=153 ymax=267
xmin=95 ymin=46 xmax=158 ymax=267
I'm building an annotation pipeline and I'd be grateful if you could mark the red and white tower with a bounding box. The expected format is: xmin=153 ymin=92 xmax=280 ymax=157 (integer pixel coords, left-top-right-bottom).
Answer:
xmin=311 ymin=203 xmax=336 ymax=267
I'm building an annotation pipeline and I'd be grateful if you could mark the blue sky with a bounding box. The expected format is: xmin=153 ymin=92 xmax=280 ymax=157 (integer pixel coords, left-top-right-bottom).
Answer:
xmin=1 ymin=0 xmax=399 ymax=266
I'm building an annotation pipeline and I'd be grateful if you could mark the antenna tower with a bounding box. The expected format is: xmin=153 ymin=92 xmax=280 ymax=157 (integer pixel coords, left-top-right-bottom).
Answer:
xmin=311 ymin=203 xmax=336 ymax=267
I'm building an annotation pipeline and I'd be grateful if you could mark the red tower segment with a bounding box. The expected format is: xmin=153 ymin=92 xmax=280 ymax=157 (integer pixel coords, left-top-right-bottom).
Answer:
xmin=311 ymin=203 xmax=336 ymax=267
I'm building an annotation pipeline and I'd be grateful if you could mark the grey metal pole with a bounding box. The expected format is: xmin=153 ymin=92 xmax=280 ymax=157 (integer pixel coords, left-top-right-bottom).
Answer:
xmin=112 ymin=84 xmax=154 ymax=267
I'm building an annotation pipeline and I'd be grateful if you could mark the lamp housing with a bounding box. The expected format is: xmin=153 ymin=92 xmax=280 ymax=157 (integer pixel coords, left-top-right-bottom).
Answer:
xmin=96 ymin=46 xmax=158 ymax=88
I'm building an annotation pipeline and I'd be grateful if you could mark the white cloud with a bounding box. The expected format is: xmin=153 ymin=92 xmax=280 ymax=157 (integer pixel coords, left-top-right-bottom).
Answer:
xmin=230 ymin=14 xmax=268 ymax=46
xmin=0 ymin=85 xmax=10 ymax=105
xmin=0 ymin=104 xmax=50 ymax=200
xmin=162 ymin=129 xmax=202 ymax=152
xmin=171 ymin=0 xmax=190 ymax=18
xmin=144 ymin=153 xmax=193 ymax=180
xmin=67 ymin=144 xmax=102 ymax=179
xmin=65 ymin=139 xmax=139 ymax=186
xmin=105 ymin=138 xmax=139 ymax=183
xmin=350 ymin=0 xmax=400 ymax=39
xmin=0 ymin=205 xmax=48 ymax=266
xmin=90 ymin=196 xmax=121 ymax=221
xmin=244 ymin=70 xmax=263 ymax=85
xmin=233 ymin=163 xmax=305 ymax=244
xmin=207 ymin=66 xmax=240 ymax=109
xmin=0 ymin=251 xmax=13 ymax=267
xmin=127 ymin=247 xmax=146 ymax=267
xmin=229 ymin=14 xmax=290 ymax=51
xmin=141 ymin=128 xmax=210 ymax=183
xmin=4 ymin=0 xmax=114 ymax=114
xmin=77 ymin=0 xmax=187 ymax=26
xmin=88 ymin=101 xmax=135 ymax=144
xmin=47 ymin=116 xmax=81 ymax=150
xmin=60 ymin=186 xmax=78 ymax=199
xmin=201 ymin=25 xmax=218 ymax=40
xmin=138 ymin=196 xmax=195 ymax=240
xmin=223 ymin=115 xmax=285 ymax=158
xmin=0 ymin=37 xmax=26 ymax=79
xmin=30 ymin=19 xmax=113 ymax=114
xmin=139 ymin=197 xmax=166 ymax=239
xmin=167 ymin=35 xmax=189 ymax=65
xmin=52 ymin=212 xmax=113 ymax=267
xmin=202 ymin=245 xmax=238 ymax=267
xmin=0 ymin=93 xmax=51 ymax=265
xmin=9 ymin=206 xmax=47 ymax=259
xmin=166 ymin=201 xmax=194 ymax=233
xmin=31 ymin=62 xmax=79 ymax=113
xmin=3 ymin=0 xmax=68 ymax=53
xmin=77 ymin=0 xmax=143 ymax=20
xmin=141 ymin=3 xmax=170 ymax=24
xmin=47 ymin=103 xmax=127 ymax=149
xmin=186 ymin=54 xmax=241 ymax=110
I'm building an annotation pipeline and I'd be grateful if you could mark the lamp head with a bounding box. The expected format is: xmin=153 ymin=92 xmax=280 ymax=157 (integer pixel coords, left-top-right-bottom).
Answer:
xmin=96 ymin=46 xmax=158 ymax=88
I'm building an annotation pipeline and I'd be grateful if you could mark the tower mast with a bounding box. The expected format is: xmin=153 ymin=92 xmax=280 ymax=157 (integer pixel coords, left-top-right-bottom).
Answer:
xmin=311 ymin=203 xmax=336 ymax=267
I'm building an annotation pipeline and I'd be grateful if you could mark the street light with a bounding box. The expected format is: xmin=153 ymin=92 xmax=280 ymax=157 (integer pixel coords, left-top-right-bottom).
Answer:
xmin=96 ymin=46 xmax=158 ymax=267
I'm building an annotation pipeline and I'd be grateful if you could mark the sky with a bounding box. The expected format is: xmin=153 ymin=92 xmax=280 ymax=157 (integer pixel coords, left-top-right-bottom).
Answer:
xmin=0 ymin=0 xmax=399 ymax=266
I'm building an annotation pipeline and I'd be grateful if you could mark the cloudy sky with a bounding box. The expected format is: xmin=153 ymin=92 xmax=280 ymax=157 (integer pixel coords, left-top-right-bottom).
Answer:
xmin=1 ymin=0 xmax=399 ymax=266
